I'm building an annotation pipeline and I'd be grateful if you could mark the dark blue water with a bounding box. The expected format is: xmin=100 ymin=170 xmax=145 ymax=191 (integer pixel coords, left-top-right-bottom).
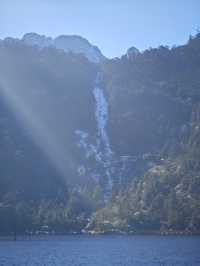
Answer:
xmin=0 ymin=235 xmax=200 ymax=266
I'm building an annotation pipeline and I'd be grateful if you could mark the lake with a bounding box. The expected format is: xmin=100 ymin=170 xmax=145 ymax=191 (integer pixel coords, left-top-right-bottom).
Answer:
xmin=0 ymin=235 xmax=200 ymax=266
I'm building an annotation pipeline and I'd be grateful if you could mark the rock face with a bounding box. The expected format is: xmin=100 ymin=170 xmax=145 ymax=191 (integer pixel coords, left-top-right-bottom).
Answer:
xmin=22 ymin=33 xmax=105 ymax=63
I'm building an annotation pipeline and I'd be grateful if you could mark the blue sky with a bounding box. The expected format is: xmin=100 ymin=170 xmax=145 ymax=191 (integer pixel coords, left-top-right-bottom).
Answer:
xmin=1 ymin=0 xmax=200 ymax=57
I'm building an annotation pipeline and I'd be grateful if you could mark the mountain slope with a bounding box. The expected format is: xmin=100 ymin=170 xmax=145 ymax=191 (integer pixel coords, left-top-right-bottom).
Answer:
xmin=0 ymin=33 xmax=200 ymax=233
xmin=89 ymin=33 xmax=200 ymax=233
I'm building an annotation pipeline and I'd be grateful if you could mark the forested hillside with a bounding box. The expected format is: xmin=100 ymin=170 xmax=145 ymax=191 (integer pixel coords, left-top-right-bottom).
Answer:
xmin=90 ymin=33 xmax=200 ymax=233
xmin=0 ymin=33 xmax=200 ymax=234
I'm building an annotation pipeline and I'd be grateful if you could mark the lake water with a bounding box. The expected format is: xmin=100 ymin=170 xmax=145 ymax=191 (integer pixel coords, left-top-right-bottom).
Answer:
xmin=0 ymin=235 xmax=200 ymax=266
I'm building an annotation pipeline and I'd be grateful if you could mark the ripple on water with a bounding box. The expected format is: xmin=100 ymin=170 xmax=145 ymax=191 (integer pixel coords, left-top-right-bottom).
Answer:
xmin=0 ymin=235 xmax=200 ymax=266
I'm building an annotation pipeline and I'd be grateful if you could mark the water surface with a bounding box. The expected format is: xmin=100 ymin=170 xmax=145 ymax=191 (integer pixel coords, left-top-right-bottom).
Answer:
xmin=0 ymin=235 xmax=200 ymax=266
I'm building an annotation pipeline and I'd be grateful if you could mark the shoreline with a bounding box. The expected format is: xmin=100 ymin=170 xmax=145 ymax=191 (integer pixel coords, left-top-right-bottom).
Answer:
xmin=0 ymin=230 xmax=200 ymax=240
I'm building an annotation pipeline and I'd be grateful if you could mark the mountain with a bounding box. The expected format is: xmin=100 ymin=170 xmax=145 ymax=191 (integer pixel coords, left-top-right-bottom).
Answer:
xmin=22 ymin=33 xmax=105 ymax=63
xmin=0 ymin=33 xmax=200 ymax=234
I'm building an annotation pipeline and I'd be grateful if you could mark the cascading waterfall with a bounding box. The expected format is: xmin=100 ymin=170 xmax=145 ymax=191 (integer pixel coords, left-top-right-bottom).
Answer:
xmin=75 ymin=129 xmax=102 ymax=162
xmin=75 ymin=72 xmax=113 ymax=191
xmin=93 ymin=87 xmax=112 ymax=158
xmin=75 ymin=73 xmax=140 ymax=193
xmin=93 ymin=73 xmax=113 ymax=188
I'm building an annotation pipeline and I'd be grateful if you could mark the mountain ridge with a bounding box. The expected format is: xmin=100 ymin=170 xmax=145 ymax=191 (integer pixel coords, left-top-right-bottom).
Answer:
xmin=22 ymin=32 xmax=105 ymax=63
xmin=2 ymin=32 xmax=106 ymax=63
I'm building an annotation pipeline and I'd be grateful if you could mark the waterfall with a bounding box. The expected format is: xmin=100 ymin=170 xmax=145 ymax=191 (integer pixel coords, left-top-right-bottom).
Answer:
xmin=75 ymin=72 xmax=113 ymax=191
xmin=93 ymin=90 xmax=112 ymax=158
xmin=75 ymin=129 xmax=102 ymax=162
xmin=93 ymin=73 xmax=113 ymax=188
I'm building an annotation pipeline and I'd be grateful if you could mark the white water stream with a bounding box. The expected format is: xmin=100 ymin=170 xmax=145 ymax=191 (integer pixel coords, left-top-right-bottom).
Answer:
xmin=75 ymin=72 xmax=113 ymax=190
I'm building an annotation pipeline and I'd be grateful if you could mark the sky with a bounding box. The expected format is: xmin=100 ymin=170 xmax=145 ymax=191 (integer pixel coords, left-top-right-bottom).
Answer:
xmin=0 ymin=0 xmax=200 ymax=58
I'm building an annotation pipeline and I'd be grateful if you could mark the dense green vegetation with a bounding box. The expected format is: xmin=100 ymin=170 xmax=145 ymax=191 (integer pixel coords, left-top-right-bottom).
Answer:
xmin=0 ymin=33 xmax=200 ymax=235
xmin=90 ymin=33 xmax=200 ymax=233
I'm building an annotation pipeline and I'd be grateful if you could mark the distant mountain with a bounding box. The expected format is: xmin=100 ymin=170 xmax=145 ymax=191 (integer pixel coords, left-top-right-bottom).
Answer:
xmin=22 ymin=33 xmax=105 ymax=63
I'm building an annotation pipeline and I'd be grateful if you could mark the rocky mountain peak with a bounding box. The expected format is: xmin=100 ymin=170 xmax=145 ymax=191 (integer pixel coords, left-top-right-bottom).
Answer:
xmin=22 ymin=33 xmax=105 ymax=63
